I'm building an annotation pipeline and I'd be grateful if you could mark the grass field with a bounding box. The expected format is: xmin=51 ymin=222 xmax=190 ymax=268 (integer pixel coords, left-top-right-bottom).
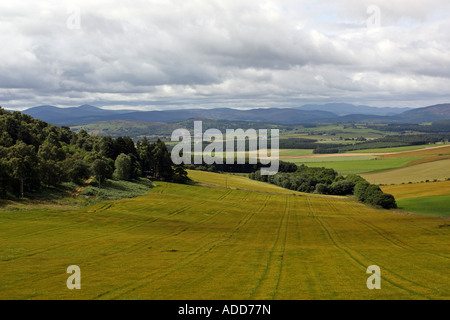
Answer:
xmin=396 ymin=196 xmax=450 ymax=217
xmin=279 ymin=149 xmax=314 ymax=157
xmin=362 ymin=159 xmax=450 ymax=185
xmin=381 ymin=181 xmax=450 ymax=217
xmin=287 ymin=155 xmax=377 ymax=162
xmin=0 ymin=171 xmax=449 ymax=300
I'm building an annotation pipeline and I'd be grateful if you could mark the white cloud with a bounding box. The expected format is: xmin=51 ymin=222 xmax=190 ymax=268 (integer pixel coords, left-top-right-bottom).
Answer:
xmin=1 ymin=0 xmax=450 ymax=110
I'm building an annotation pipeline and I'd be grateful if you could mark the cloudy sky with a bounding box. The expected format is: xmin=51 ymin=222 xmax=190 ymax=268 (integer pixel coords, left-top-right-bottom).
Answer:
xmin=1 ymin=0 xmax=450 ymax=111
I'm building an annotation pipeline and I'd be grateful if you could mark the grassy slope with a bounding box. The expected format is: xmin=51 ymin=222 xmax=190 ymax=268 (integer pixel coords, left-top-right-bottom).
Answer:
xmin=0 ymin=171 xmax=449 ymax=300
xmin=187 ymin=170 xmax=307 ymax=195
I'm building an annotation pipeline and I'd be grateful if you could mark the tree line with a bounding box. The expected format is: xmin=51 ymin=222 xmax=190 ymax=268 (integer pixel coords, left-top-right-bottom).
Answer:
xmin=0 ymin=108 xmax=188 ymax=198
xmin=249 ymin=165 xmax=397 ymax=209
xmin=185 ymin=160 xmax=298 ymax=174
xmin=314 ymin=133 xmax=450 ymax=154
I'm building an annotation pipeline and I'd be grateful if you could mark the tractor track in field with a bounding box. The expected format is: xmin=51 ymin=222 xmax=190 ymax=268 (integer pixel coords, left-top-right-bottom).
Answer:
xmin=0 ymin=214 xmax=162 ymax=263
xmin=324 ymin=202 xmax=450 ymax=294
xmin=0 ymin=184 xmax=217 ymax=263
xmin=327 ymin=200 xmax=450 ymax=262
xmin=248 ymin=196 xmax=290 ymax=300
xmin=0 ymin=191 xmax=241 ymax=290
xmin=305 ymin=198 xmax=429 ymax=299
xmin=1 ymin=186 xmax=245 ymax=290
xmin=2 ymin=203 xmax=116 ymax=241
xmin=96 ymin=195 xmax=272 ymax=300
xmin=3 ymin=219 xmax=92 ymax=240
xmin=87 ymin=189 xmax=244 ymax=261
xmin=1 ymin=185 xmax=233 ymax=262
xmin=319 ymin=208 xmax=437 ymax=298
xmin=271 ymin=197 xmax=291 ymax=299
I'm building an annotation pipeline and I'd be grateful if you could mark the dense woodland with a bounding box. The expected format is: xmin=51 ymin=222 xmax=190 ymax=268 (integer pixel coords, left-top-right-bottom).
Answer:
xmin=249 ymin=166 xmax=397 ymax=209
xmin=0 ymin=108 xmax=188 ymax=198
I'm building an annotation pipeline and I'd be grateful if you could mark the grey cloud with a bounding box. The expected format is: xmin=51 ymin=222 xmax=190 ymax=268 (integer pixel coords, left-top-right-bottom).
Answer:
xmin=1 ymin=0 xmax=450 ymax=110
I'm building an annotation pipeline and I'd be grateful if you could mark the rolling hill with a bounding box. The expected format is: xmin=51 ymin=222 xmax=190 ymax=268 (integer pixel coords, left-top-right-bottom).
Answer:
xmin=19 ymin=103 xmax=450 ymax=126
xmin=0 ymin=171 xmax=448 ymax=299
xmin=22 ymin=104 xmax=131 ymax=125
xmin=398 ymin=104 xmax=450 ymax=123
xmin=21 ymin=105 xmax=338 ymax=125
xmin=297 ymin=103 xmax=411 ymax=116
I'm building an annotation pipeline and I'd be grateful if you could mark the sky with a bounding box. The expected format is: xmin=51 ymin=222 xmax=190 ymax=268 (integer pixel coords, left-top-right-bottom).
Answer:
xmin=1 ymin=0 xmax=450 ymax=111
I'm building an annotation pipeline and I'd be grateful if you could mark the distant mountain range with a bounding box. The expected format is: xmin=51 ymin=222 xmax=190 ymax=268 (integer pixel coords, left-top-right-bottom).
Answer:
xmin=18 ymin=103 xmax=450 ymax=125
xmin=296 ymin=103 xmax=411 ymax=116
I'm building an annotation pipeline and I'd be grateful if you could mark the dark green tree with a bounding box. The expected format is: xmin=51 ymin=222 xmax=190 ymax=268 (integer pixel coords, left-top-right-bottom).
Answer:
xmin=99 ymin=136 xmax=116 ymax=160
xmin=153 ymin=139 xmax=173 ymax=180
xmin=91 ymin=158 xmax=113 ymax=185
xmin=329 ymin=180 xmax=355 ymax=195
xmin=63 ymin=156 xmax=91 ymax=185
xmin=113 ymin=153 xmax=133 ymax=180
xmin=0 ymin=154 xmax=10 ymax=198
xmin=172 ymin=164 xmax=189 ymax=183
xmin=371 ymin=193 xmax=397 ymax=209
xmin=8 ymin=141 xmax=39 ymax=196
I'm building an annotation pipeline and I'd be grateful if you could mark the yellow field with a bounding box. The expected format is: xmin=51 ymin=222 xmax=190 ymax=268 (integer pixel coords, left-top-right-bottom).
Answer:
xmin=0 ymin=171 xmax=449 ymax=300
xmin=187 ymin=170 xmax=297 ymax=194
xmin=402 ymin=155 xmax=450 ymax=167
xmin=381 ymin=181 xmax=450 ymax=200
xmin=362 ymin=159 xmax=450 ymax=185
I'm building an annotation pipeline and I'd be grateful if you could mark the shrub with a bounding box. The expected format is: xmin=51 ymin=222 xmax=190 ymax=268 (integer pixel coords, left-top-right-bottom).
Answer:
xmin=354 ymin=181 xmax=370 ymax=202
xmin=371 ymin=193 xmax=397 ymax=209
xmin=315 ymin=183 xmax=329 ymax=194
xmin=329 ymin=180 xmax=355 ymax=195
xmin=363 ymin=185 xmax=383 ymax=205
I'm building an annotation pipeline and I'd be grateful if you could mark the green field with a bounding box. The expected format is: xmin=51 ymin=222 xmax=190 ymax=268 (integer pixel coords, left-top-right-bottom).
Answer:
xmin=0 ymin=172 xmax=449 ymax=300
xmin=286 ymin=157 xmax=419 ymax=175
xmin=279 ymin=149 xmax=314 ymax=157
xmin=287 ymin=155 xmax=377 ymax=163
xmin=381 ymin=181 xmax=450 ymax=217
xmin=396 ymin=195 xmax=450 ymax=217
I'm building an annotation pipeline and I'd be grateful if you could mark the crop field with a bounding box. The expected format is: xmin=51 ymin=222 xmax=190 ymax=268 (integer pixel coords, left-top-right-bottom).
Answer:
xmin=186 ymin=170 xmax=299 ymax=194
xmin=362 ymin=159 xmax=450 ymax=185
xmin=378 ymin=145 xmax=450 ymax=159
xmin=381 ymin=181 xmax=450 ymax=217
xmin=0 ymin=171 xmax=449 ymax=300
xmin=381 ymin=181 xmax=450 ymax=200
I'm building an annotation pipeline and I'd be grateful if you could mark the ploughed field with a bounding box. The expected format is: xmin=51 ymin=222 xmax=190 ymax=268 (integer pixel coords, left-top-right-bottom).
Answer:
xmin=0 ymin=171 xmax=449 ymax=299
